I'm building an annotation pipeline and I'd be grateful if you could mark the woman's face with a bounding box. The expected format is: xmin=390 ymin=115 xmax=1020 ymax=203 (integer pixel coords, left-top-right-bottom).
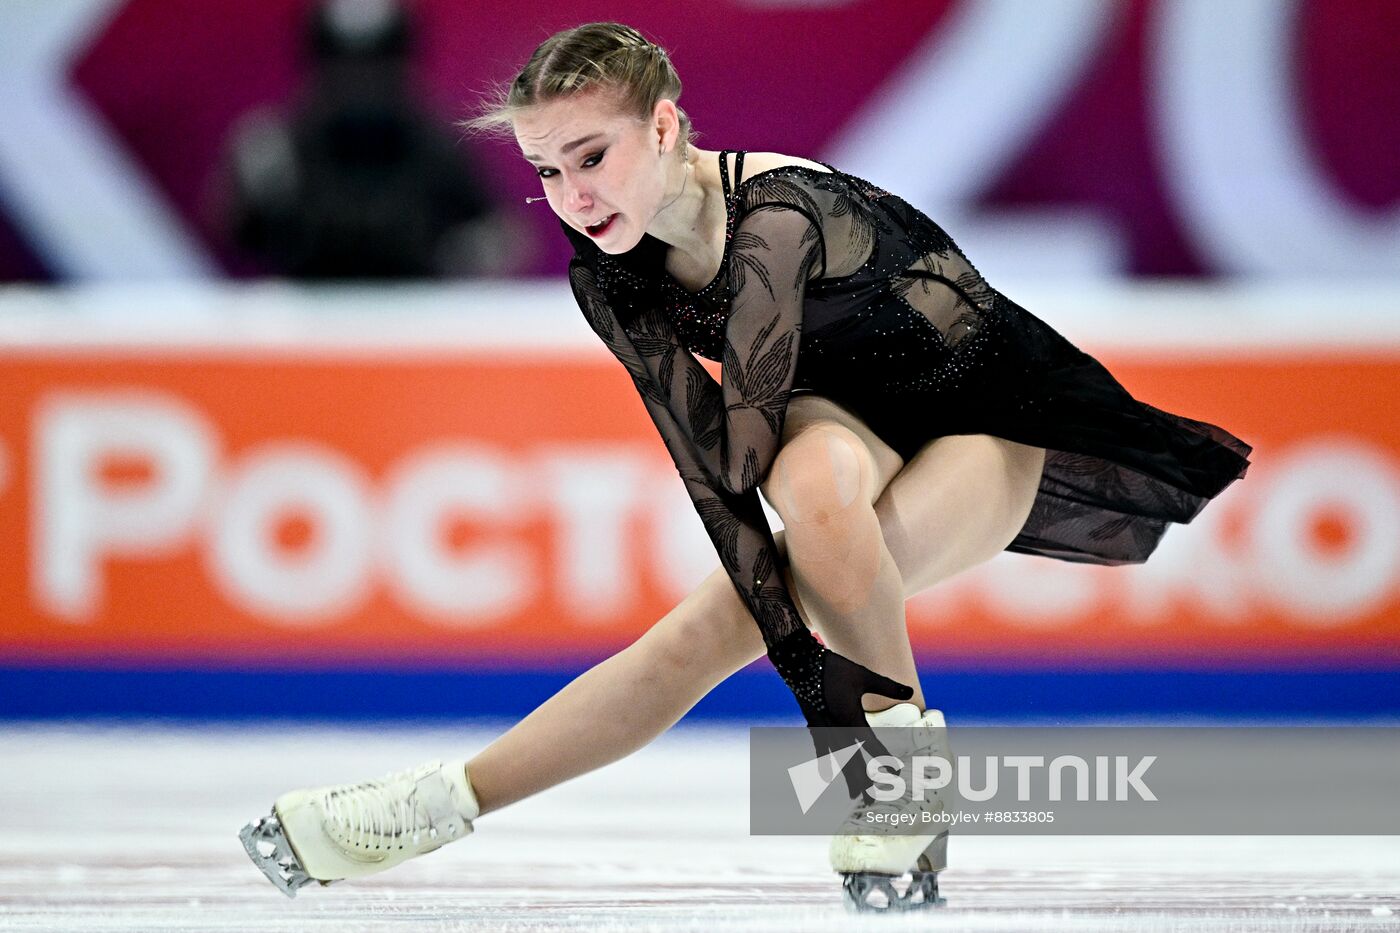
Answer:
xmin=514 ymin=87 xmax=669 ymax=253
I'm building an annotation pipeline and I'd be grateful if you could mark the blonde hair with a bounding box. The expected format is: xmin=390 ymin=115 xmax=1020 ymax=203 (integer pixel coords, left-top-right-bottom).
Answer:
xmin=460 ymin=22 xmax=697 ymax=154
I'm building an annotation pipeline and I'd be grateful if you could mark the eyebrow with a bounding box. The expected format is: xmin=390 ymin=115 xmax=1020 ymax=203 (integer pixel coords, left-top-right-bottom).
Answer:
xmin=522 ymin=133 xmax=606 ymax=163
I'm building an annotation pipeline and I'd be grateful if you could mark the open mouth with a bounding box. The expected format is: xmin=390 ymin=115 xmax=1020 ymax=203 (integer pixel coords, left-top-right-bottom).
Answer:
xmin=585 ymin=214 xmax=617 ymax=237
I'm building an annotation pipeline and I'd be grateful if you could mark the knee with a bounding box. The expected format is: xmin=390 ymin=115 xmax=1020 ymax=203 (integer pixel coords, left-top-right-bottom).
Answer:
xmin=763 ymin=424 xmax=871 ymax=528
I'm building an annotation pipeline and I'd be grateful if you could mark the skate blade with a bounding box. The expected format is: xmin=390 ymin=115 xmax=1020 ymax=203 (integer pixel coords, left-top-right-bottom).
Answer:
xmin=239 ymin=809 xmax=334 ymax=898
xmin=840 ymin=870 xmax=945 ymax=912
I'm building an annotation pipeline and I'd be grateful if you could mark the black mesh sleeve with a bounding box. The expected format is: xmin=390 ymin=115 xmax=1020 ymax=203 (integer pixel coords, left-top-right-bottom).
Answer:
xmin=566 ymin=202 xmax=823 ymax=646
xmin=565 ymin=203 xmax=911 ymax=727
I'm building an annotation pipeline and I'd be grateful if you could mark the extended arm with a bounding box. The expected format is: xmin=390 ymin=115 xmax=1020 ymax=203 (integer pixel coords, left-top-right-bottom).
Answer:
xmin=565 ymin=225 xmax=910 ymax=734
xmin=625 ymin=203 xmax=823 ymax=494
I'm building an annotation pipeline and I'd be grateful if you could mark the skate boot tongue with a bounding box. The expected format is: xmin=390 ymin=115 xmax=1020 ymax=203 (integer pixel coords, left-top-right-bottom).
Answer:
xmin=864 ymin=703 xmax=922 ymax=727
xmin=321 ymin=760 xmax=468 ymax=852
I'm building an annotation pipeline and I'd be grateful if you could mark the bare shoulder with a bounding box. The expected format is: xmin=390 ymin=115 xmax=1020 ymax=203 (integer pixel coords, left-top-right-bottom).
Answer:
xmin=732 ymin=150 xmax=834 ymax=178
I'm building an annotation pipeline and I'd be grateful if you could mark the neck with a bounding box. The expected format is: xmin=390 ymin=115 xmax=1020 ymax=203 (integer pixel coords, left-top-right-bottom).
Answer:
xmin=647 ymin=148 xmax=723 ymax=264
xmin=658 ymin=157 xmax=690 ymax=213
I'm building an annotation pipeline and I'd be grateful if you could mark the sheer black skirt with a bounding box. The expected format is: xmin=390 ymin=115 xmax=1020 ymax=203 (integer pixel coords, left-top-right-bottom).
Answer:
xmin=794 ymin=290 xmax=1252 ymax=566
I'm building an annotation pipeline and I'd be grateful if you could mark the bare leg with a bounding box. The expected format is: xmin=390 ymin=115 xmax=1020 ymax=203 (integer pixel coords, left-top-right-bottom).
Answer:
xmin=470 ymin=394 xmax=902 ymax=814
xmin=762 ymin=424 xmax=913 ymax=710
xmin=874 ymin=433 xmax=1045 ymax=596
xmin=467 ymin=562 xmax=766 ymax=815
xmin=770 ymin=429 xmax=1044 ymax=712
xmin=759 ymin=396 xmax=914 ymax=710
xmin=469 ymin=400 xmax=1044 ymax=814
xmin=466 ymin=522 xmax=834 ymax=816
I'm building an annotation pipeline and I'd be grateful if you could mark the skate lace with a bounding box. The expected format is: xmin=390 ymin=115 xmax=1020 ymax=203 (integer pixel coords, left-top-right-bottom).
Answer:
xmin=322 ymin=767 xmax=441 ymax=851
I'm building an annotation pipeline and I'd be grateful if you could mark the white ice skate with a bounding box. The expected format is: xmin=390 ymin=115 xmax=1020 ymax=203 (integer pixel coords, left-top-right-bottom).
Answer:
xmin=830 ymin=703 xmax=951 ymax=912
xmin=239 ymin=758 xmax=480 ymax=897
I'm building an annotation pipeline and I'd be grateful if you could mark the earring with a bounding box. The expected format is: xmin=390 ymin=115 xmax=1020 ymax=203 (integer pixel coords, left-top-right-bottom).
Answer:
xmin=524 ymin=196 xmax=547 ymax=204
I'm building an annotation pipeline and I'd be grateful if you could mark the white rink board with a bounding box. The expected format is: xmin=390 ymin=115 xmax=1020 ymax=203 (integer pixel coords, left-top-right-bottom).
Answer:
xmin=2 ymin=280 xmax=1400 ymax=353
xmin=1 ymin=723 xmax=1397 ymax=932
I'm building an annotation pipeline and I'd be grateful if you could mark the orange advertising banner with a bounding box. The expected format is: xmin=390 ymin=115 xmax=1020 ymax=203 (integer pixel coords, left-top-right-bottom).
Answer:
xmin=2 ymin=291 xmax=1398 ymax=668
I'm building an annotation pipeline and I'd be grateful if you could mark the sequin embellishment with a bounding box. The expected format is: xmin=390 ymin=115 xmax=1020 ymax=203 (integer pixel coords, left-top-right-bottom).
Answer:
xmin=662 ymin=150 xmax=744 ymax=361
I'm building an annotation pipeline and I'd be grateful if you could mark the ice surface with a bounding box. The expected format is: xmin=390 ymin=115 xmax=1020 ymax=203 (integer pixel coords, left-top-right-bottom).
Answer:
xmin=0 ymin=722 xmax=1396 ymax=932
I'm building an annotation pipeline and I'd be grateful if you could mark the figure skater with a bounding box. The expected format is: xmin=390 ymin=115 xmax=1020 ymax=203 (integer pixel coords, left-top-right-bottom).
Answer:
xmin=241 ymin=21 xmax=1250 ymax=911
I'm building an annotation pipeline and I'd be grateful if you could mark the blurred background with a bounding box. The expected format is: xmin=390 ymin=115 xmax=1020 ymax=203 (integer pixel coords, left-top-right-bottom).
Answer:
xmin=3 ymin=0 xmax=1399 ymax=724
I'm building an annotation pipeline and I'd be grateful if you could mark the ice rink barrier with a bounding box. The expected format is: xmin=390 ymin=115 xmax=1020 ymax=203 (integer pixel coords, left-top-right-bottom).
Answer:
xmin=2 ymin=281 xmax=1397 ymax=718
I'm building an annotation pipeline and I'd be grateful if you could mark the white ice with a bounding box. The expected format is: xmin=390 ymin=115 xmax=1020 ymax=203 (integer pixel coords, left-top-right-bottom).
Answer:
xmin=1 ymin=722 xmax=1396 ymax=932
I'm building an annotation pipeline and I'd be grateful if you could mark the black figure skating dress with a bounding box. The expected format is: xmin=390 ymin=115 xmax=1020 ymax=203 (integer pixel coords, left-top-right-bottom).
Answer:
xmin=562 ymin=150 xmax=1251 ymax=720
